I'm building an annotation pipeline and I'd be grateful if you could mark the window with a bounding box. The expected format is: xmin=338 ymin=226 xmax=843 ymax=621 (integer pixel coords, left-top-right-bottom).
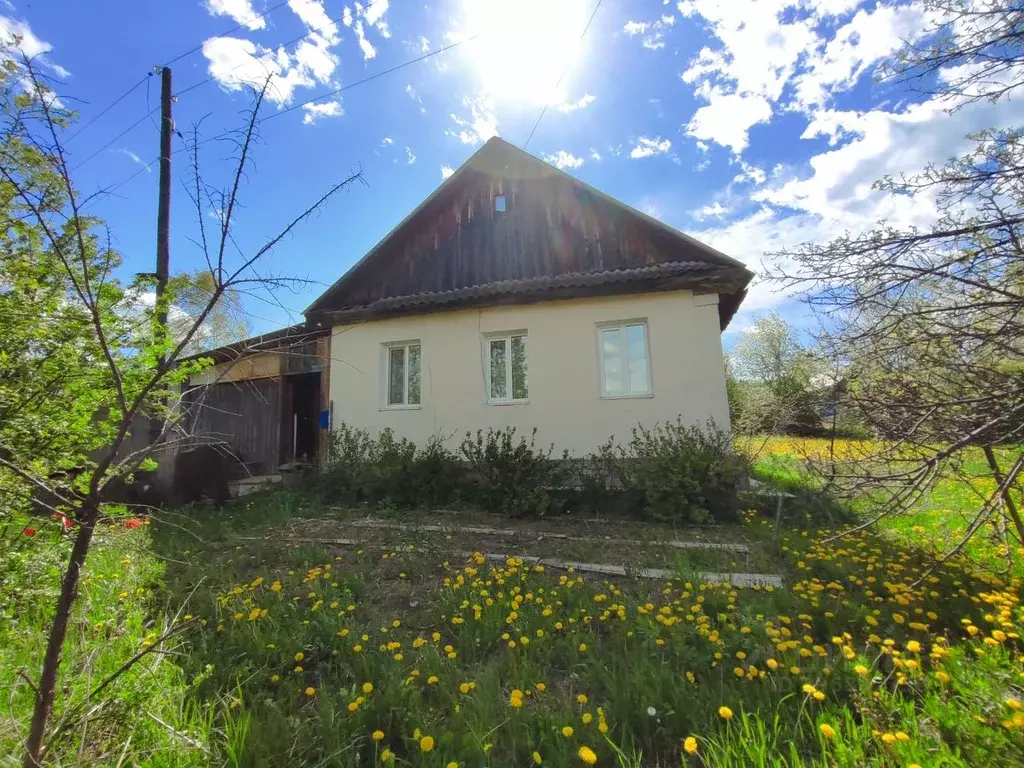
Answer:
xmin=486 ymin=333 xmax=528 ymax=402
xmin=385 ymin=342 xmax=421 ymax=407
xmin=494 ymin=194 xmax=506 ymax=212
xmin=599 ymin=322 xmax=651 ymax=397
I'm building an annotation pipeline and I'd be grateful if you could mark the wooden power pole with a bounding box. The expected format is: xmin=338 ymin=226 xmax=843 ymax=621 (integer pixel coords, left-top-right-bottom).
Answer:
xmin=155 ymin=65 xmax=172 ymax=348
xmin=149 ymin=66 xmax=173 ymax=446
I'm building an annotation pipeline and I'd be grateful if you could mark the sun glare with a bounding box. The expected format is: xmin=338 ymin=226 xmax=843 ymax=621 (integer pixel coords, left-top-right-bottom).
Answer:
xmin=455 ymin=0 xmax=591 ymax=105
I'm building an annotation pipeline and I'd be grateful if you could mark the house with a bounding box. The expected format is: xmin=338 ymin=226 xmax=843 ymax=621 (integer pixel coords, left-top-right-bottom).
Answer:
xmin=180 ymin=136 xmax=752 ymax=474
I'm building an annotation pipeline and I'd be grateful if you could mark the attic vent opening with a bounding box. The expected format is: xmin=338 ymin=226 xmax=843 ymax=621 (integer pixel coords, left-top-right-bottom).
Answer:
xmin=494 ymin=194 xmax=506 ymax=213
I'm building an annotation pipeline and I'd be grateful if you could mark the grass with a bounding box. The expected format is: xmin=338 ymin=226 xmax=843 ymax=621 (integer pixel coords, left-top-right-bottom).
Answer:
xmin=3 ymin=437 xmax=1023 ymax=766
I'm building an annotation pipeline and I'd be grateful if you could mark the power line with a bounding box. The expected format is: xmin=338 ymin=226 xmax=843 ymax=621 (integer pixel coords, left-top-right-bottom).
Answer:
xmin=101 ymin=32 xmax=478 ymax=193
xmin=267 ymin=34 xmax=480 ymax=121
xmin=163 ymin=0 xmax=294 ymax=67
xmin=65 ymin=76 xmax=148 ymax=143
xmin=65 ymin=1 xmax=294 ymax=144
xmin=523 ymin=0 xmax=604 ymax=151
xmin=76 ymin=0 xmax=391 ymax=173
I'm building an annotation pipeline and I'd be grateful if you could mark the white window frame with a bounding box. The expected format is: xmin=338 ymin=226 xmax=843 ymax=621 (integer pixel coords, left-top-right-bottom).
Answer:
xmin=483 ymin=331 xmax=529 ymax=405
xmin=382 ymin=340 xmax=422 ymax=410
xmin=597 ymin=320 xmax=653 ymax=399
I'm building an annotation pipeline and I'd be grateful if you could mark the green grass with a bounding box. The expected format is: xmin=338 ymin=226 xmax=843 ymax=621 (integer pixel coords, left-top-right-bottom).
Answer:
xmin=4 ymin=444 xmax=1024 ymax=767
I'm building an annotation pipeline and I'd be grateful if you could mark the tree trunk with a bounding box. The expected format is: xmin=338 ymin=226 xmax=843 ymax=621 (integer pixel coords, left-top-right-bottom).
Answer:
xmin=23 ymin=510 xmax=97 ymax=768
xmin=982 ymin=445 xmax=1024 ymax=548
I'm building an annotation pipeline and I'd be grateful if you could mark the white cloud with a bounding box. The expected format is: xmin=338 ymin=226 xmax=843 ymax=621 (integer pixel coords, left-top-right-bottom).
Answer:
xmin=556 ymin=93 xmax=596 ymax=113
xmin=405 ymin=146 xmax=416 ymax=164
xmin=690 ymin=92 xmax=1024 ymax=317
xmin=288 ymin=0 xmax=339 ymax=45
xmin=381 ymin=136 xmax=393 ymax=146
xmin=542 ymin=150 xmax=584 ymax=170
xmin=686 ymin=89 xmax=772 ymax=153
xmin=202 ymin=37 xmax=316 ymax=105
xmin=447 ymin=96 xmax=498 ymax=145
xmin=440 ymin=165 xmax=454 ymax=179
xmin=111 ymin=148 xmax=151 ymax=171
xmin=205 ymin=0 xmax=266 ymax=30
xmin=202 ymin=0 xmax=354 ymax=107
xmin=0 ymin=14 xmax=68 ymax=76
xmin=629 ymin=136 xmax=671 ymax=159
xmin=732 ymin=161 xmax=767 ymax=185
xmin=677 ymin=1 xmax=932 ymax=152
xmin=302 ymin=100 xmax=342 ymax=123
xmin=623 ymin=14 xmax=675 ymax=50
xmin=792 ymin=4 xmax=927 ymax=111
xmin=405 ymin=84 xmax=425 ymax=112
xmin=348 ymin=0 xmax=391 ymax=60
xmin=693 ymin=201 xmax=727 ymax=220
xmin=589 ymin=147 xmax=601 ymax=161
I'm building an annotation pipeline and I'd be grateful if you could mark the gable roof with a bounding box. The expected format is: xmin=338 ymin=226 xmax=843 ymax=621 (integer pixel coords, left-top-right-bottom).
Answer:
xmin=306 ymin=137 xmax=752 ymax=329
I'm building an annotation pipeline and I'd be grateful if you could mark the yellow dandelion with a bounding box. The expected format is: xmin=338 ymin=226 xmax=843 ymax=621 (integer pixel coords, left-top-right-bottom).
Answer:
xmin=562 ymin=726 xmax=574 ymax=737
xmin=304 ymin=687 xmax=316 ymax=696
xmin=372 ymin=730 xmax=385 ymax=741
xmin=419 ymin=735 xmax=434 ymax=752
xmin=718 ymin=706 xmax=733 ymax=721
xmin=532 ymin=751 xmax=542 ymax=765
xmin=362 ymin=682 xmax=373 ymax=694
xmin=684 ymin=736 xmax=698 ymax=754
xmin=578 ymin=746 xmax=597 ymax=764
xmin=819 ymin=723 xmax=836 ymax=739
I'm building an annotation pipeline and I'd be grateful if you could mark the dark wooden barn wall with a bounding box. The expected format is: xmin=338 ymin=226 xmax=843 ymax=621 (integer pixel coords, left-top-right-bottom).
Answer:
xmin=335 ymin=168 xmax=715 ymax=308
xmin=182 ymin=378 xmax=281 ymax=475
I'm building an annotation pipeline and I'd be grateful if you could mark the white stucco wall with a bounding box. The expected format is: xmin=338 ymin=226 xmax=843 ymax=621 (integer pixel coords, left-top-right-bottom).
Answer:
xmin=328 ymin=290 xmax=731 ymax=455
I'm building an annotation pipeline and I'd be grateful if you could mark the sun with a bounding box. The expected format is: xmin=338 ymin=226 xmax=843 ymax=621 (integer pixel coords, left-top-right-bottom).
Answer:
xmin=454 ymin=0 xmax=591 ymax=105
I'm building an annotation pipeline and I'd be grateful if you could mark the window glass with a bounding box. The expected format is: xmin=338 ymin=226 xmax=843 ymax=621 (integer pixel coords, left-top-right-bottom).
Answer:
xmin=602 ymin=328 xmax=624 ymax=395
xmin=489 ymin=338 xmax=507 ymax=399
xmin=625 ymin=324 xmax=649 ymax=394
xmin=407 ymin=344 xmax=421 ymax=405
xmin=511 ymin=334 xmax=528 ymax=400
xmin=388 ymin=346 xmax=405 ymax=405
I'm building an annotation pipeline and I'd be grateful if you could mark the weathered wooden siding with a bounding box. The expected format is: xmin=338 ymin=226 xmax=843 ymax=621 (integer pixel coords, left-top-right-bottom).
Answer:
xmin=321 ymin=162 xmax=719 ymax=310
xmin=181 ymin=378 xmax=282 ymax=475
xmin=189 ymin=351 xmax=282 ymax=386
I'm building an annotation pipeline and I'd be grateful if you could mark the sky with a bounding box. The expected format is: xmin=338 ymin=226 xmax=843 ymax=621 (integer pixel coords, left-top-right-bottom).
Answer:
xmin=4 ymin=0 xmax=1021 ymax=343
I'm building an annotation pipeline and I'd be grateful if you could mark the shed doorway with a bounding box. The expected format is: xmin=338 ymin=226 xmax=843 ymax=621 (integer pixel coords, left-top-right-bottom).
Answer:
xmin=283 ymin=372 xmax=321 ymax=463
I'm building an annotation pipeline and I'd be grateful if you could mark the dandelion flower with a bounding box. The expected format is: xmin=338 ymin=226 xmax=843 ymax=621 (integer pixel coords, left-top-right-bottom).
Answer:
xmin=295 ymin=652 xmax=304 ymax=662
xmin=578 ymin=746 xmax=597 ymax=764
xmin=819 ymin=723 xmax=836 ymax=739
xmin=446 ymin=763 xmax=458 ymax=768
xmin=372 ymin=730 xmax=385 ymax=741
xmin=380 ymin=748 xmax=393 ymax=763
xmin=684 ymin=736 xmax=697 ymax=754
xmin=718 ymin=706 xmax=733 ymax=721
xmin=532 ymin=751 xmax=542 ymax=765
xmin=419 ymin=735 xmax=434 ymax=752
xmin=562 ymin=726 xmax=574 ymax=737
xmin=304 ymin=687 xmax=316 ymax=696
xmin=363 ymin=682 xmax=374 ymax=694
xmin=577 ymin=693 xmax=588 ymax=704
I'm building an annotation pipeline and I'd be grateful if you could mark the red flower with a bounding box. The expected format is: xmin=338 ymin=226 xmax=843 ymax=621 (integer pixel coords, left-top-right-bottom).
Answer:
xmin=53 ymin=513 xmax=73 ymax=529
xmin=22 ymin=527 xmax=37 ymax=536
xmin=123 ymin=518 xmax=142 ymax=529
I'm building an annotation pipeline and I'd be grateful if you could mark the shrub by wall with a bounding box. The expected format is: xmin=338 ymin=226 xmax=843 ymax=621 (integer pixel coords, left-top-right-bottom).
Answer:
xmin=320 ymin=420 xmax=748 ymax=523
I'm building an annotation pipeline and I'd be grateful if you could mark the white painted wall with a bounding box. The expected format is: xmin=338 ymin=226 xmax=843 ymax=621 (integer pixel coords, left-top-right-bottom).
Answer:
xmin=328 ymin=290 xmax=731 ymax=455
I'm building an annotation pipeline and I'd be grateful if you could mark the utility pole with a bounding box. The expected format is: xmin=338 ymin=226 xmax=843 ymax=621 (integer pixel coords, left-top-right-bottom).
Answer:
xmin=148 ymin=66 xmax=172 ymax=446
xmin=155 ymin=65 xmax=172 ymax=353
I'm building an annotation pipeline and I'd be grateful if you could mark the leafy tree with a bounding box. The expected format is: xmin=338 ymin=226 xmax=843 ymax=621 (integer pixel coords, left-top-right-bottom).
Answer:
xmin=727 ymin=312 xmax=823 ymax=436
xmin=168 ymin=268 xmax=251 ymax=354
xmin=767 ymin=0 xmax=1024 ymax=556
xmin=0 ymin=51 xmax=363 ymax=767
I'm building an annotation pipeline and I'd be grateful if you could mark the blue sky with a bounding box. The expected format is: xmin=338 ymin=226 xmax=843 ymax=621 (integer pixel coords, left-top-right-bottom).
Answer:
xmin=5 ymin=0 xmax=1022 ymax=343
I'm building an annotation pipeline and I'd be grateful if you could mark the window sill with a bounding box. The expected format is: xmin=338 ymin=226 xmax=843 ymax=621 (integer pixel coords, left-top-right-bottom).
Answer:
xmin=486 ymin=399 xmax=530 ymax=406
xmin=380 ymin=404 xmax=422 ymax=411
xmin=600 ymin=392 xmax=654 ymax=400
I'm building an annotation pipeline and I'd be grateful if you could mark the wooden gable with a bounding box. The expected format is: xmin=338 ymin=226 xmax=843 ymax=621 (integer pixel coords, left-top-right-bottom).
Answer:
xmin=307 ymin=138 xmax=752 ymax=328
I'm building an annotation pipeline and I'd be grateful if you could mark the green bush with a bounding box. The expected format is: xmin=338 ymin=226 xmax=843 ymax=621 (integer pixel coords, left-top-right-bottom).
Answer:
xmin=321 ymin=425 xmax=460 ymax=510
xmin=458 ymin=427 xmax=567 ymax=518
xmin=323 ymin=421 xmax=749 ymax=522
xmin=618 ymin=419 xmax=748 ymax=524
